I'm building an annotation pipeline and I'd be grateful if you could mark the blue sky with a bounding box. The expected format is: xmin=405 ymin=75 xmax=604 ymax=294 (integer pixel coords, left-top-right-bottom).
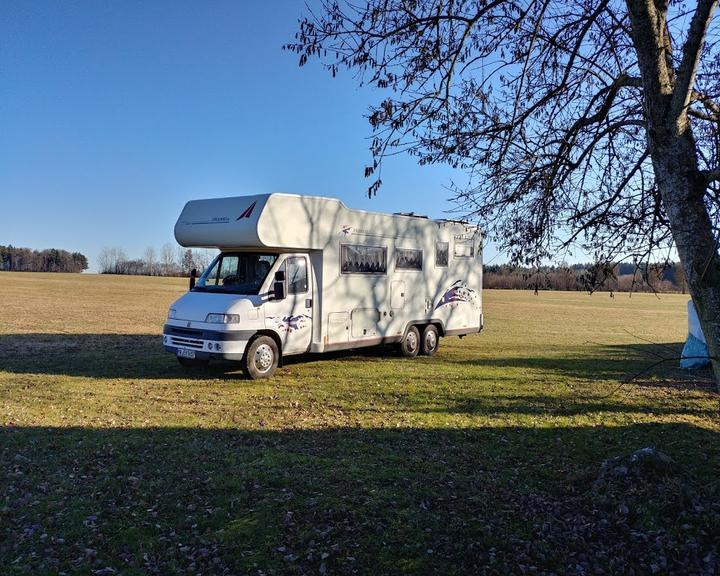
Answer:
xmin=0 ymin=1 xmax=495 ymax=271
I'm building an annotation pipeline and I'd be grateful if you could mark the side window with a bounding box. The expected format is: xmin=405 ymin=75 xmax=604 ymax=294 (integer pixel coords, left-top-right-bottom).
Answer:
xmin=435 ymin=242 xmax=449 ymax=267
xmin=454 ymin=236 xmax=474 ymax=258
xmin=287 ymin=257 xmax=308 ymax=294
xmin=340 ymin=244 xmax=387 ymax=274
xmin=396 ymin=248 xmax=423 ymax=271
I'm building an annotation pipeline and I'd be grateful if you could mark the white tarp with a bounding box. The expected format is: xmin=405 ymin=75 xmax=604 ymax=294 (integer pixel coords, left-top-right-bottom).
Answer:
xmin=680 ymin=300 xmax=710 ymax=369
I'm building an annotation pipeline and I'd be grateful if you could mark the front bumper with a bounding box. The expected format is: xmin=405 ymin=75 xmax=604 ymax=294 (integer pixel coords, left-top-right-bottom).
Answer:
xmin=162 ymin=323 xmax=253 ymax=361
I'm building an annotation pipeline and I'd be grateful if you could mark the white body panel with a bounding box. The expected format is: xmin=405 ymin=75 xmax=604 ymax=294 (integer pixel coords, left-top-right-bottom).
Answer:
xmin=166 ymin=193 xmax=482 ymax=361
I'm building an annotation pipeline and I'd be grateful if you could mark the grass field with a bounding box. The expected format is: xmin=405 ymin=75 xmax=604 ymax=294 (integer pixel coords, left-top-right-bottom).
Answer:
xmin=1 ymin=272 xmax=718 ymax=575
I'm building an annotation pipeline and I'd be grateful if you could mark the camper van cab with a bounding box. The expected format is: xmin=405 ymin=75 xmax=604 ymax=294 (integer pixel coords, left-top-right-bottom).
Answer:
xmin=163 ymin=193 xmax=483 ymax=379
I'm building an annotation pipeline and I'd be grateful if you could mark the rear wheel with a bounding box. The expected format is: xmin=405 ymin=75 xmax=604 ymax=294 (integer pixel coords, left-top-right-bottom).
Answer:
xmin=243 ymin=336 xmax=279 ymax=379
xmin=177 ymin=356 xmax=209 ymax=369
xmin=420 ymin=324 xmax=440 ymax=356
xmin=399 ymin=326 xmax=420 ymax=358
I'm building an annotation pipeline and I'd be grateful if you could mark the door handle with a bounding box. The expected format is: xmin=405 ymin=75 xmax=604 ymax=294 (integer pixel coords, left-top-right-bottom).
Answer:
xmin=305 ymin=298 xmax=312 ymax=308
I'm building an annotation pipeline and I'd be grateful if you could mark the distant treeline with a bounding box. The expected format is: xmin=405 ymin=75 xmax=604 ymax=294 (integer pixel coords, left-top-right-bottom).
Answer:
xmin=484 ymin=262 xmax=686 ymax=293
xmin=0 ymin=245 xmax=88 ymax=273
xmin=98 ymin=245 xmax=216 ymax=276
xmin=98 ymin=243 xmax=687 ymax=293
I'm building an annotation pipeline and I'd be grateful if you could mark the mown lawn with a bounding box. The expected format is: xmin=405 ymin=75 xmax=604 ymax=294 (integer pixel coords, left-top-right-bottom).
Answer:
xmin=0 ymin=272 xmax=718 ymax=575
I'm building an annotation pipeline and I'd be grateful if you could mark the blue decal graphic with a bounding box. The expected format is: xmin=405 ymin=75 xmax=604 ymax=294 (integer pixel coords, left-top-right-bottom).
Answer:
xmin=268 ymin=314 xmax=311 ymax=333
xmin=435 ymin=280 xmax=478 ymax=310
xmin=236 ymin=200 xmax=257 ymax=220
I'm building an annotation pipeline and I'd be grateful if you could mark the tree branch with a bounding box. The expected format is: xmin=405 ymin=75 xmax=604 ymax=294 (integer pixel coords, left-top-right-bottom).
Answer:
xmin=671 ymin=0 xmax=718 ymax=124
xmin=625 ymin=0 xmax=674 ymax=98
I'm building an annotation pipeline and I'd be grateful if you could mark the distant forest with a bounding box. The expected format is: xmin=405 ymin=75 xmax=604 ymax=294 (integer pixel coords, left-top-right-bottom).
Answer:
xmin=98 ymin=243 xmax=686 ymax=294
xmin=485 ymin=262 xmax=687 ymax=293
xmin=97 ymin=245 xmax=216 ymax=277
xmin=1 ymin=241 xmax=686 ymax=294
xmin=0 ymin=245 xmax=88 ymax=273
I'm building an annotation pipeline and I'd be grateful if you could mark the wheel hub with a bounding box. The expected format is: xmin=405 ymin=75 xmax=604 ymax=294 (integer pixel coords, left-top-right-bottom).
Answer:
xmin=254 ymin=343 xmax=274 ymax=372
xmin=406 ymin=331 xmax=418 ymax=352
xmin=426 ymin=331 xmax=437 ymax=350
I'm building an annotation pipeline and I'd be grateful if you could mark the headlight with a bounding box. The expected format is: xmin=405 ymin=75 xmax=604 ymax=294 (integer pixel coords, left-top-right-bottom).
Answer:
xmin=205 ymin=313 xmax=240 ymax=324
xmin=168 ymin=308 xmax=177 ymax=319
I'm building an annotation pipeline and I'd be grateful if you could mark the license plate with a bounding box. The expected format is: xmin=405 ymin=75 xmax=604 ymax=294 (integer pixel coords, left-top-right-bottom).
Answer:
xmin=177 ymin=348 xmax=196 ymax=359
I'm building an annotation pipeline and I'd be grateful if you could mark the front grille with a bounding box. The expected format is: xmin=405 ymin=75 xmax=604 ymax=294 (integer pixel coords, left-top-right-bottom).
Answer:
xmin=170 ymin=336 xmax=204 ymax=349
xmin=169 ymin=327 xmax=203 ymax=337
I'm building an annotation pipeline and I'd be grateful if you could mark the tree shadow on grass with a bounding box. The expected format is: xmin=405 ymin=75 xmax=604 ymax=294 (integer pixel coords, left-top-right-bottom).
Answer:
xmin=453 ymin=341 xmax=715 ymax=391
xmin=0 ymin=335 xmax=715 ymax=393
xmin=1 ymin=423 xmax=718 ymax=575
xmin=0 ymin=333 xmax=405 ymax=380
xmin=0 ymin=333 xmax=215 ymax=380
xmin=339 ymin=392 xmax=718 ymax=419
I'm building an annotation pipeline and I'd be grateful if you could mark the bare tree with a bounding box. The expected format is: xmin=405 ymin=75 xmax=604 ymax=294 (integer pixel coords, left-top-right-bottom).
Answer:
xmin=288 ymin=0 xmax=720 ymax=385
xmin=114 ymin=249 xmax=125 ymax=274
xmin=97 ymin=246 xmax=127 ymax=274
xmin=192 ymin=248 xmax=217 ymax=273
xmin=143 ymin=246 xmax=157 ymax=276
xmin=182 ymin=248 xmax=195 ymax=276
xmin=97 ymin=247 xmax=112 ymax=274
xmin=176 ymin=246 xmax=186 ymax=275
xmin=161 ymin=243 xmax=177 ymax=276
xmin=110 ymin=247 xmax=127 ymax=274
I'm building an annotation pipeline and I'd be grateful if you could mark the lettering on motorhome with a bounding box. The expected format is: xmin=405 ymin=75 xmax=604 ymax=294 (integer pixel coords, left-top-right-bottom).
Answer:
xmin=184 ymin=218 xmax=230 ymax=226
xmin=341 ymin=226 xmax=401 ymax=240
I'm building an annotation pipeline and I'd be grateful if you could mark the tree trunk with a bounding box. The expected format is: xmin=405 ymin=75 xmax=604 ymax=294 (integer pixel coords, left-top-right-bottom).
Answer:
xmin=650 ymin=130 xmax=720 ymax=387
xmin=625 ymin=0 xmax=720 ymax=387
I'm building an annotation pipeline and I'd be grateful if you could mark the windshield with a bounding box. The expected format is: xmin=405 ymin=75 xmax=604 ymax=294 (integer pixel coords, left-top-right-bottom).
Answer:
xmin=193 ymin=252 xmax=277 ymax=294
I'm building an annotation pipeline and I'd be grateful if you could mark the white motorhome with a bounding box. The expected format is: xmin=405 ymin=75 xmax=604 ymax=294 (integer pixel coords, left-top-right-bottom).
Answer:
xmin=164 ymin=193 xmax=483 ymax=378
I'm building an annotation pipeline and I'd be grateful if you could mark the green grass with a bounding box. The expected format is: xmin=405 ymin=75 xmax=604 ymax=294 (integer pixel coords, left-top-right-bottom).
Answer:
xmin=0 ymin=272 xmax=718 ymax=575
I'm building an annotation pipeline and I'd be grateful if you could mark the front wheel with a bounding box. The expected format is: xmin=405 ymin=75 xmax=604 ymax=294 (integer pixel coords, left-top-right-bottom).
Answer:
xmin=420 ymin=324 xmax=440 ymax=356
xmin=399 ymin=326 xmax=421 ymax=358
xmin=243 ymin=336 xmax=279 ymax=379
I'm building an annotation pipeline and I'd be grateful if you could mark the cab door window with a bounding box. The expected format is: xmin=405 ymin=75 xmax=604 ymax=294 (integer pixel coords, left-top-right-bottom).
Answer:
xmin=286 ymin=257 xmax=308 ymax=294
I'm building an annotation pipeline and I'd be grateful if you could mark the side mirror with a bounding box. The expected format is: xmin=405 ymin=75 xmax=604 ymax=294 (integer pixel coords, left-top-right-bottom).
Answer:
xmin=273 ymin=280 xmax=286 ymax=300
xmin=271 ymin=269 xmax=286 ymax=300
xmin=189 ymin=268 xmax=197 ymax=290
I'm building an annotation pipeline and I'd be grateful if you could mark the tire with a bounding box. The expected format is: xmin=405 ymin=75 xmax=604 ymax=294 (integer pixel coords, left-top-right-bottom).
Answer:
xmin=420 ymin=324 xmax=440 ymax=356
xmin=243 ymin=336 xmax=280 ymax=379
xmin=399 ymin=325 xmax=421 ymax=358
xmin=177 ymin=356 xmax=209 ymax=369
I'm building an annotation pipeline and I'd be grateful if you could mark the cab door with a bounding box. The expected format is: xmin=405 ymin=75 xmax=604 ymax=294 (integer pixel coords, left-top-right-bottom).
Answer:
xmin=264 ymin=255 xmax=313 ymax=355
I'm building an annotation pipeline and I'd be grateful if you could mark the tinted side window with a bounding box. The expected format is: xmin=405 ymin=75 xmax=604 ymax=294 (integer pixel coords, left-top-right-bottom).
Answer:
xmin=454 ymin=237 xmax=474 ymax=258
xmin=340 ymin=244 xmax=387 ymax=274
xmin=435 ymin=242 xmax=449 ymax=267
xmin=396 ymin=248 xmax=423 ymax=270
xmin=287 ymin=257 xmax=308 ymax=294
